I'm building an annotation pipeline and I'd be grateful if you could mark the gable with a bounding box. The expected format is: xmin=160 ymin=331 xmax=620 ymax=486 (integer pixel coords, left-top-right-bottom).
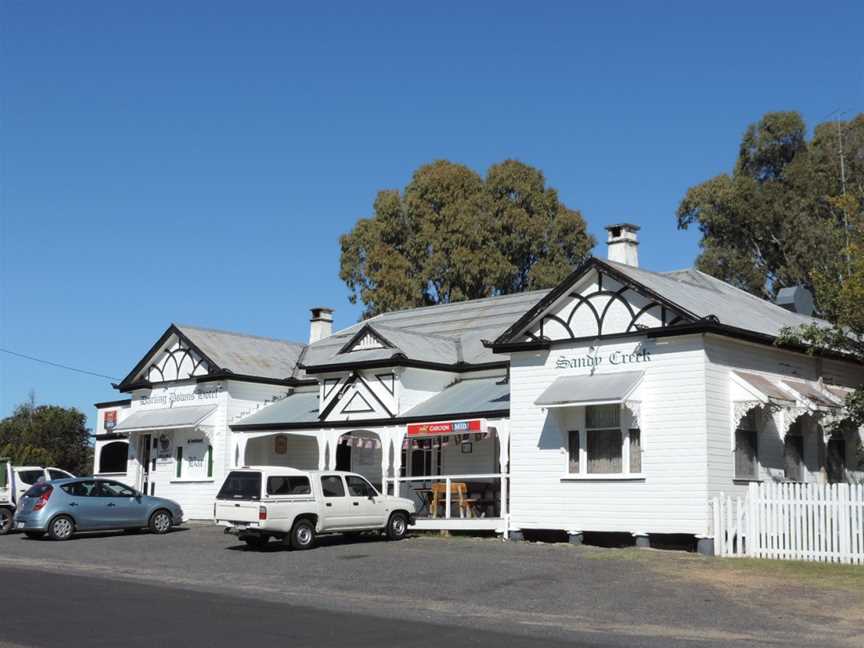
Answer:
xmin=119 ymin=326 xmax=217 ymax=389
xmin=318 ymin=370 xmax=397 ymax=421
xmin=515 ymin=264 xmax=695 ymax=343
xmin=339 ymin=325 xmax=392 ymax=354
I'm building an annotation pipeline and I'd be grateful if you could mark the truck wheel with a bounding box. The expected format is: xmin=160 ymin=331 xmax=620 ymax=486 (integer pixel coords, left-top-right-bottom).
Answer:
xmin=386 ymin=512 xmax=408 ymax=541
xmin=148 ymin=510 xmax=172 ymax=535
xmin=48 ymin=515 xmax=75 ymax=541
xmin=291 ymin=519 xmax=316 ymax=550
xmin=0 ymin=508 xmax=12 ymax=535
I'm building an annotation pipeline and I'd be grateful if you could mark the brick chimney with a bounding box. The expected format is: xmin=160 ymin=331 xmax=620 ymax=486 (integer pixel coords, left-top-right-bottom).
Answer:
xmin=309 ymin=307 xmax=333 ymax=343
xmin=605 ymin=223 xmax=640 ymax=267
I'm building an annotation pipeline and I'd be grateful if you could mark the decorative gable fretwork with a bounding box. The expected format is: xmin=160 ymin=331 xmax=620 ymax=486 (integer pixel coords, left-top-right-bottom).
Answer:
xmin=146 ymin=339 xmax=210 ymax=383
xmin=340 ymin=325 xmax=391 ymax=354
xmin=318 ymin=370 xmax=397 ymax=421
xmin=525 ymin=269 xmax=693 ymax=342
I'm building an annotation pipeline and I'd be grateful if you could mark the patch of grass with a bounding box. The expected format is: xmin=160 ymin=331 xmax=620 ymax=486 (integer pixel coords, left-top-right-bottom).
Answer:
xmin=704 ymin=556 xmax=864 ymax=592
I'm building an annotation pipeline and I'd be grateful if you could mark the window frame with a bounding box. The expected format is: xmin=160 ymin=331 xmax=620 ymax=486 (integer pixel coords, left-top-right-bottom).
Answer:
xmin=564 ymin=404 xmax=643 ymax=480
xmin=734 ymin=410 xmax=760 ymax=481
xmin=345 ymin=475 xmax=379 ymax=498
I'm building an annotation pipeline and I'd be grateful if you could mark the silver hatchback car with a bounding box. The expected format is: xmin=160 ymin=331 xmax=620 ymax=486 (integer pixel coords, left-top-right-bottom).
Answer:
xmin=13 ymin=478 xmax=184 ymax=540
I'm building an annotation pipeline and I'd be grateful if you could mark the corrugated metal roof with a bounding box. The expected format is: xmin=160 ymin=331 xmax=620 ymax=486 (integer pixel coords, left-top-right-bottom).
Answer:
xmin=303 ymin=290 xmax=547 ymax=368
xmin=402 ymin=377 xmax=510 ymax=418
xmin=231 ymin=392 xmax=320 ymax=427
xmin=733 ymin=371 xmax=794 ymax=402
xmin=177 ymin=325 xmax=306 ymax=380
xmin=534 ymin=371 xmax=643 ymax=407
xmin=115 ymin=405 xmax=216 ymax=432
xmin=606 ymin=261 xmax=828 ymax=338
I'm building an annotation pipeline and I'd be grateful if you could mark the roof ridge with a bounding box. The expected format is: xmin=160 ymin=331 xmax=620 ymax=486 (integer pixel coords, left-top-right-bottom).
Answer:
xmin=177 ymin=323 xmax=307 ymax=347
xmin=368 ymin=288 xmax=550 ymax=318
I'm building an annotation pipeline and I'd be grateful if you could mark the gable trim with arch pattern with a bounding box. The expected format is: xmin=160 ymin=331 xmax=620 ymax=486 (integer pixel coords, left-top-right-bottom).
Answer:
xmin=524 ymin=269 xmax=695 ymax=343
xmin=146 ymin=338 xmax=211 ymax=383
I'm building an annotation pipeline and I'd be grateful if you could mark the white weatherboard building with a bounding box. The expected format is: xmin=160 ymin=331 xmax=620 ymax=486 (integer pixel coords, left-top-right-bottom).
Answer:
xmin=94 ymin=224 xmax=863 ymax=550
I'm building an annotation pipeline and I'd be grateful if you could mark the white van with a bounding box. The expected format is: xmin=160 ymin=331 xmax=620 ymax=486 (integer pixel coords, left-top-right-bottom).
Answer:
xmin=213 ymin=466 xmax=417 ymax=550
xmin=1 ymin=461 xmax=76 ymax=534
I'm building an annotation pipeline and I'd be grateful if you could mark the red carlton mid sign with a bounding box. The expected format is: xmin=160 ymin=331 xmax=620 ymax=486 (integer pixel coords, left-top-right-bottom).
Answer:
xmin=406 ymin=419 xmax=483 ymax=437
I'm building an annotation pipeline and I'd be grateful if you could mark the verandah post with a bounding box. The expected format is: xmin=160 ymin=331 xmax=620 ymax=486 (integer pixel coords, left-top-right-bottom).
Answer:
xmin=445 ymin=477 xmax=452 ymax=519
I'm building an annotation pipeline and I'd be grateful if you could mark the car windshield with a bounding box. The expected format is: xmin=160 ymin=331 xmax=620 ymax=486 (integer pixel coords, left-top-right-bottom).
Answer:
xmin=24 ymin=483 xmax=52 ymax=498
xmin=217 ymin=472 xmax=261 ymax=500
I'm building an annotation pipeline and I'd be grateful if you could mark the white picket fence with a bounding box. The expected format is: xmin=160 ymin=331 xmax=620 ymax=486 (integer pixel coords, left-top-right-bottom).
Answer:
xmin=712 ymin=482 xmax=864 ymax=563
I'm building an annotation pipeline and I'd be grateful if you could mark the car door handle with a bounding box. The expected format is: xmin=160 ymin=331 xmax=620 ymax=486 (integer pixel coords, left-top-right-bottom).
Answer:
xmin=107 ymin=503 xmax=116 ymax=507
xmin=325 ymin=503 xmax=332 ymax=507
xmin=69 ymin=502 xmax=78 ymax=507
xmin=353 ymin=502 xmax=359 ymax=506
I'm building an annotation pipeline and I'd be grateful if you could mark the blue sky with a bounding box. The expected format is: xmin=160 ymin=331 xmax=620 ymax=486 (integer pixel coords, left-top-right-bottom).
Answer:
xmin=1 ymin=1 xmax=862 ymax=429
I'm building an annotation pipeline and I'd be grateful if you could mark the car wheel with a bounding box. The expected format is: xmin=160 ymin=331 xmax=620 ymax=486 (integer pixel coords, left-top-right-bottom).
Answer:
xmin=291 ymin=519 xmax=316 ymax=550
xmin=386 ymin=512 xmax=408 ymax=541
xmin=0 ymin=508 xmax=12 ymax=535
xmin=243 ymin=535 xmax=268 ymax=549
xmin=48 ymin=515 xmax=75 ymax=541
xmin=24 ymin=531 xmax=45 ymax=540
xmin=148 ymin=510 xmax=172 ymax=535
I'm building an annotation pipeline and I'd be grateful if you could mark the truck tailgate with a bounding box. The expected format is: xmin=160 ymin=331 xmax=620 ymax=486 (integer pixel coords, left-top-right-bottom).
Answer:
xmin=215 ymin=500 xmax=259 ymax=523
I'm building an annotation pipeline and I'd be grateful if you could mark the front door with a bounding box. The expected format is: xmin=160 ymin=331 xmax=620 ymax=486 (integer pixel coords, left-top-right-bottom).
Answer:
xmin=319 ymin=475 xmax=351 ymax=529
xmin=96 ymin=480 xmax=148 ymax=528
xmin=344 ymin=475 xmax=386 ymax=527
xmin=138 ymin=434 xmax=152 ymax=495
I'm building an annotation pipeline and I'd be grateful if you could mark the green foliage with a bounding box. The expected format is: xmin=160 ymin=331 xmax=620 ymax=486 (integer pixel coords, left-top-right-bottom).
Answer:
xmin=340 ymin=159 xmax=594 ymax=317
xmin=677 ymin=112 xmax=864 ymax=301
xmin=0 ymin=401 xmax=92 ymax=474
xmin=680 ymin=110 xmax=864 ymax=424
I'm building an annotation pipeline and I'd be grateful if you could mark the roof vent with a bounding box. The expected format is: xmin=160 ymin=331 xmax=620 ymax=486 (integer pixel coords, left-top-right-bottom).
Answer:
xmin=605 ymin=223 xmax=640 ymax=267
xmin=309 ymin=307 xmax=334 ymax=343
xmin=775 ymin=286 xmax=814 ymax=316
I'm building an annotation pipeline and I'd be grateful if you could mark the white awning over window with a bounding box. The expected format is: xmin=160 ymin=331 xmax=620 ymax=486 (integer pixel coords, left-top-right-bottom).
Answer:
xmin=534 ymin=371 xmax=644 ymax=408
xmin=114 ymin=405 xmax=216 ymax=433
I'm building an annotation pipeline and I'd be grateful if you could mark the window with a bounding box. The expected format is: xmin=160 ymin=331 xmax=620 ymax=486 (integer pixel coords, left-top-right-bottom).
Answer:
xmin=346 ymin=475 xmax=378 ymax=497
xmin=25 ymin=483 xmax=53 ymax=498
xmin=176 ymin=446 xmax=183 ymax=478
xmin=566 ymin=405 xmax=641 ymax=477
xmin=97 ymin=481 xmax=137 ymax=497
xmin=217 ymin=471 xmax=261 ymax=501
xmin=784 ymin=432 xmax=804 ymax=482
xmin=629 ymin=429 xmax=642 ymax=473
xmin=48 ymin=469 xmax=74 ymax=481
xmin=827 ymin=436 xmax=847 ymax=483
xmin=320 ymin=475 xmax=345 ymax=497
xmin=567 ymin=430 xmax=579 ymax=473
xmin=17 ymin=469 xmax=45 ymax=485
xmin=206 ymin=445 xmax=213 ymax=478
xmin=267 ymin=476 xmax=311 ymax=496
xmin=60 ymin=480 xmax=99 ymax=497
xmin=735 ymin=410 xmax=759 ymax=480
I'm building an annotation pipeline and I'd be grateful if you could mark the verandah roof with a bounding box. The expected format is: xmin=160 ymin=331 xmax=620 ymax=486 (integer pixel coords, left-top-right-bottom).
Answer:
xmin=114 ymin=405 xmax=216 ymax=433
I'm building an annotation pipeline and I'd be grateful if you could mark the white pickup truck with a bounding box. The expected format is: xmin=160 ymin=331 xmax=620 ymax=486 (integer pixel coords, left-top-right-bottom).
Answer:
xmin=214 ymin=466 xmax=417 ymax=550
xmin=0 ymin=459 xmax=76 ymax=534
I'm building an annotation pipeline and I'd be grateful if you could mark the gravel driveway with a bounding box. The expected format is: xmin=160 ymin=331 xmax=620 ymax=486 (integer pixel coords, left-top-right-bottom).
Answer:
xmin=0 ymin=524 xmax=861 ymax=647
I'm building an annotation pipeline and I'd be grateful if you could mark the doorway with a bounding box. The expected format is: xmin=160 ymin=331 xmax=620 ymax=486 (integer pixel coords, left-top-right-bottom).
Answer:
xmin=138 ymin=434 xmax=153 ymax=495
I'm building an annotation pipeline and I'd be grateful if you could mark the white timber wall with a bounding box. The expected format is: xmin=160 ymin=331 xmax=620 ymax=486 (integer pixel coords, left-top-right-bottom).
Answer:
xmin=508 ymin=335 xmax=710 ymax=535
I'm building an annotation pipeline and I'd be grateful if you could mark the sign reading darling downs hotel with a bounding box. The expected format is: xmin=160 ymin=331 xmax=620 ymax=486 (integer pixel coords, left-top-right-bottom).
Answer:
xmin=555 ymin=348 xmax=651 ymax=370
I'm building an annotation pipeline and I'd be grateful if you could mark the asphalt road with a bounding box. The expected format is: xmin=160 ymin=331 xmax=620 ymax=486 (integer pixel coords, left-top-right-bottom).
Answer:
xmin=0 ymin=566 xmax=597 ymax=648
xmin=0 ymin=525 xmax=860 ymax=647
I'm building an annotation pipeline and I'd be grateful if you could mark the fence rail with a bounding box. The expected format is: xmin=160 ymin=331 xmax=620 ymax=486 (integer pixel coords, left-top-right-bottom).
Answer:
xmin=712 ymin=482 xmax=864 ymax=563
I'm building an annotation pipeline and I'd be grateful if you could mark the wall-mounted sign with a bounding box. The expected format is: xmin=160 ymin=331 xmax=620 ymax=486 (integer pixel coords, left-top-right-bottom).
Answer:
xmin=274 ymin=435 xmax=288 ymax=455
xmin=157 ymin=434 xmax=172 ymax=459
xmin=104 ymin=410 xmax=117 ymax=431
xmin=407 ymin=419 xmax=483 ymax=437
xmin=139 ymin=385 xmax=222 ymax=408
xmin=555 ymin=348 xmax=651 ymax=370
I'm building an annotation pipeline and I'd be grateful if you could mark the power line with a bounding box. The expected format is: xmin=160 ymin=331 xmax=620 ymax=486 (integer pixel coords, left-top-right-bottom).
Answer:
xmin=0 ymin=348 xmax=121 ymax=381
